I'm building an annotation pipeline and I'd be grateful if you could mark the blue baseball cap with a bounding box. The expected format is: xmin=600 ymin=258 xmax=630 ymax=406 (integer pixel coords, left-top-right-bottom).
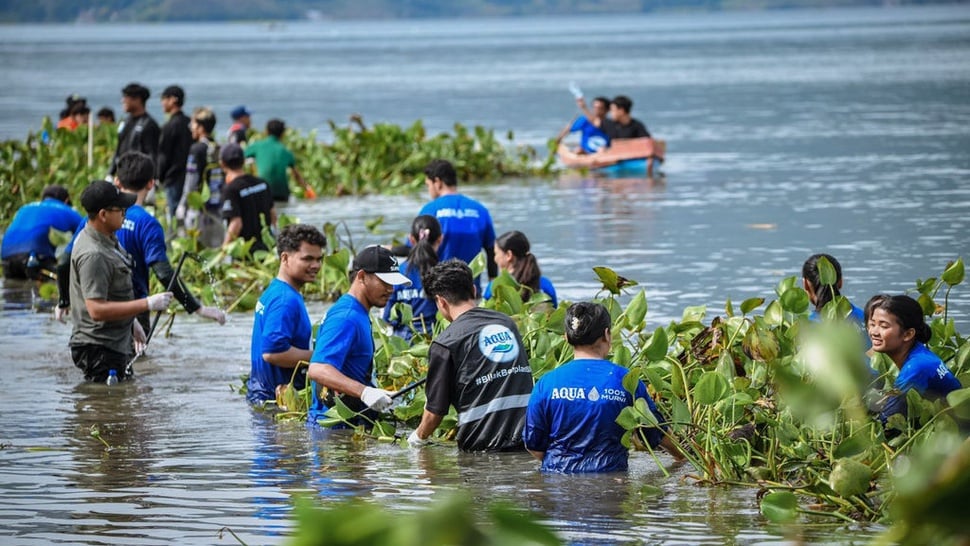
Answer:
xmin=230 ymin=105 xmax=252 ymax=120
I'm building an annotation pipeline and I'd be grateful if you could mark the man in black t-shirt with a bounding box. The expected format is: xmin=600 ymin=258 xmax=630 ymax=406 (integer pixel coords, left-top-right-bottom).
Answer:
xmin=408 ymin=259 xmax=534 ymax=452
xmin=601 ymin=95 xmax=651 ymax=140
xmin=219 ymin=143 xmax=276 ymax=254
xmin=109 ymin=83 xmax=160 ymax=177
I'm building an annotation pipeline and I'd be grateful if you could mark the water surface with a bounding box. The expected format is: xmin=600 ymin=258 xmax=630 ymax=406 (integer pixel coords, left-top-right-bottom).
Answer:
xmin=2 ymin=6 xmax=969 ymax=545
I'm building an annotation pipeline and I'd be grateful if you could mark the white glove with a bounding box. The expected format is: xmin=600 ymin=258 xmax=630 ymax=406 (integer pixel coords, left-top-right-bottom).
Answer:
xmin=361 ymin=386 xmax=393 ymax=412
xmin=407 ymin=429 xmax=433 ymax=448
xmin=175 ymin=204 xmax=186 ymax=221
xmin=54 ymin=305 xmax=70 ymax=323
xmin=132 ymin=320 xmax=147 ymax=356
xmin=196 ymin=305 xmax=226 ymax=325
xmin=146 ymin=292 xmax=174 ymax=312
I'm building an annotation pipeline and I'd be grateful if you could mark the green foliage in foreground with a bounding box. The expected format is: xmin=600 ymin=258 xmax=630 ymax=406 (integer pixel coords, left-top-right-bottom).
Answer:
xmin=282 ymin=493 xmax=561 ymax=546
xmin=0 ymin=117 xmax=553 ymax=231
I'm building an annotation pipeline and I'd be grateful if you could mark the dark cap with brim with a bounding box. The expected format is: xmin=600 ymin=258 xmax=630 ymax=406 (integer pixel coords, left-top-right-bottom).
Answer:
xmin=230 ymin=105 xmax=252 ymax=120
xmin=352 ymin=245 xmax=411 ymax=286
xmin=220 ymin=142 xmax=245 ymax=164
xmin=80 ymin=180 xmax=137 ymax=215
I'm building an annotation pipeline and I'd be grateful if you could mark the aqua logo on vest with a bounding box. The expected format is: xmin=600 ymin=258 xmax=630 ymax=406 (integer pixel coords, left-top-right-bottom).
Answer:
xmin=478 ymin=324 xmax=520 ymax=363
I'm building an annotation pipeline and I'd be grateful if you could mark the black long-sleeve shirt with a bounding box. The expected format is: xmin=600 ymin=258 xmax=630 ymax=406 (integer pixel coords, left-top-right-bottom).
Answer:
xmin=109 ymin=113 xmax=161 ymax=175
xmin=157 ymin=111 xmax=192 ymax=189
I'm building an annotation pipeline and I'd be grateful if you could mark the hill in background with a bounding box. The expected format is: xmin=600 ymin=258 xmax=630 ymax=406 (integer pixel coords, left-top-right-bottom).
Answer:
xmin=0 ymin=0 xmax=957 ymax=23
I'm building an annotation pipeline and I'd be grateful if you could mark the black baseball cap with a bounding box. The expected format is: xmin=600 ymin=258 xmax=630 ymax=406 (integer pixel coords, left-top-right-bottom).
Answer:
xmin=352 ymin=246 xmax=411 ymax=286
xmin=220 ymin=142 xmax=245 ymax=164
xmin=80 ymin=180 xmax=136 ymax=215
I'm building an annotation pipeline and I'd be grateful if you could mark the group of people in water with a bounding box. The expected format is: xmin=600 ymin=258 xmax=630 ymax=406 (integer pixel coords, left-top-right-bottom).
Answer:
xmin=1 ymin=83 xmax=964 ymax=475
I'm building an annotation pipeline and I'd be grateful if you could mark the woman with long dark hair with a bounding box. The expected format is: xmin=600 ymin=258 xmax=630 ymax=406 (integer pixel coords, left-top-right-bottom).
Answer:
xmin=382 ymin=215 xmax=442 ymax=341
xmin=484 ymin=230 xmax=557 ymax=307
xmin=802 ymin=253 xmax=864 ymax=323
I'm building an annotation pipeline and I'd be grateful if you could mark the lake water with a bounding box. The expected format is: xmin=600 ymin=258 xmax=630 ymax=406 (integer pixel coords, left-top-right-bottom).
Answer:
xmin=2 ymin=5 xmax=970 ymax=545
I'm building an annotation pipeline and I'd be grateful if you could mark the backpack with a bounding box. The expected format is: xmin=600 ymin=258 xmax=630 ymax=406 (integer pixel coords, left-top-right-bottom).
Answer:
xmin=203 ymin=141 xmax=225 ymax=208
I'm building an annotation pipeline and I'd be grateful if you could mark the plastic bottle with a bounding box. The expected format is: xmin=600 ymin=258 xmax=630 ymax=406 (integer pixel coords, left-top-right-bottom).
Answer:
xmin=106 ymin=369 xmax=118 ymax=386
xmin=568 ymin=82 xmax=584 ymax=100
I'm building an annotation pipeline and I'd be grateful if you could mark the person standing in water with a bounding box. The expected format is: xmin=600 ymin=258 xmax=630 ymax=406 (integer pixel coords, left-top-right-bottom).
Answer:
xmin=382 ymin=215 xmax=442 ymax=342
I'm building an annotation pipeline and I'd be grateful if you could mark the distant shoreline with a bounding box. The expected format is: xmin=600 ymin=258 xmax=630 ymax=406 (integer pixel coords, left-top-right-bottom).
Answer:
xmin=1 ymin=0 xmax=964 ymax=24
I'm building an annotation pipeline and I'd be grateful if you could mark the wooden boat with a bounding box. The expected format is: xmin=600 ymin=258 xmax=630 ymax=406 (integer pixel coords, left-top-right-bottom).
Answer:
xmin=557 ymin=137 xmax=665 ymax=175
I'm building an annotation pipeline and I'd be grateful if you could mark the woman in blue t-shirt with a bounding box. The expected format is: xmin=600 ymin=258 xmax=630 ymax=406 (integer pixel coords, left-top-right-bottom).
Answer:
xmin=382 ymin=215 xmax=441 ymax=341
xmin=484 ymin=230 xmax=557 ymax=308
xmin=866 ymin=294 xmax=962 ymax=427
xmin=523 ymin=302 xmax=683 ymax=473
xmin=802 ymin=253 xmax=865 ymax=323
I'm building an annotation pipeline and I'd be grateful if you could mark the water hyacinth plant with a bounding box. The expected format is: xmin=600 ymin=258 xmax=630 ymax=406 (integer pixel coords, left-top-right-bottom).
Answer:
xmin=0 ymin=116 xmax=553 ymax=231
xmin=273 ymin=256 xmax=967 ymax=542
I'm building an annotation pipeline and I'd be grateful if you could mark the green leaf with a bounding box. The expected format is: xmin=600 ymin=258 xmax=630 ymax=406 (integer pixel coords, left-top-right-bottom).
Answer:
xmin=364 ymin=215 xmax=384 ymax=233
xmin=764 ymin=300 xmax=783 ymax=326
xmin=917 ymin=293 xmax=937 ymax=317
xmin=760 ymin=491 xmax=799 ymax=523
xmin=633 ymin=398 xmax=660 ymax=426
xmin=941 ymin=258 xmax=965 ymax=287
xmin=780 ymin=287 xmax=810 ymax=314
xmin=816 ymin=255 xmax=837 ymax=286
xmin=615 ymin=406 xmax=639 ymax=431
xmin=694 ymin=371 xmax=730 ymax=405
xmin=593 ymin=266 xmax=620 ymax=295
xmin=946 ymin=387 xmax=970 ymax=420
xmin=624 ymin=290 xmax=648 ymax=328
xmin=740 ymin=297 xmax=765 ymax=315
xmin=828 ymin=458 xmax=873 ymax=497
xmin=643 ymin=327 xmax=668 ymax=361
xmin=833 ymin=429 xmax=872 ymax=459
xmin=622 ymin=369 xmax=640 ymax=396
xmin=670 ymin=395 xmax=690 ymax=430
xmin=186 ymin=190 xmax=206 ymax=210
xmin=743 ymin=326 xmax=779 ymax=363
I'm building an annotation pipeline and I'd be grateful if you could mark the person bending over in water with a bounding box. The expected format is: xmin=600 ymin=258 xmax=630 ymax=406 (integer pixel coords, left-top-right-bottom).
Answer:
xmin=383 ymin=215 xmax=442 ymax=342
xmin=523 ymin=302 xmax=683 ymax=472
xmin=483 ymin=230 xmax=557 ymax=308
xmin=866 ymin=294 xmax=962 ymax=429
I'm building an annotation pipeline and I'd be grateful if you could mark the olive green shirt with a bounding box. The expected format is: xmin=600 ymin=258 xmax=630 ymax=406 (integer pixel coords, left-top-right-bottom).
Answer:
xmin=69 ymin=223 xmax=135 ymax=355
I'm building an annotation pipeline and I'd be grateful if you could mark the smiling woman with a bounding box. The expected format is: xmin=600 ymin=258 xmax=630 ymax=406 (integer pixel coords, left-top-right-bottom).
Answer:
xmin=866 ymin=294 xmax=963 ymax=426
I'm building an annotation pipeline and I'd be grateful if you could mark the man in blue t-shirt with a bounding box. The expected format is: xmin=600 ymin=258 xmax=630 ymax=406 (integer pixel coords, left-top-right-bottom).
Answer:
xmin=56 ymin=152 xmax=226 ymax=328
xmin=2 ymin=185 xmax=82 ymax=280
xmin=557 ymin=96 xmax=611 ymax=154
xmin=418 ymin=159 xmax=498 ymax=291
xmin=524 ymin=302 xmax=684 ymax=472
xmin=306 ymin=246 xmax=411 ymax=426
xmin=248 ymin=224 xmax=326 ymax=405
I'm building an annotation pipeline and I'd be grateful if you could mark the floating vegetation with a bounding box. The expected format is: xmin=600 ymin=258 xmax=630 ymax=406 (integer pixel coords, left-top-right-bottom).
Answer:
xmin=0 ymin=117 xmax=554 ymax=230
